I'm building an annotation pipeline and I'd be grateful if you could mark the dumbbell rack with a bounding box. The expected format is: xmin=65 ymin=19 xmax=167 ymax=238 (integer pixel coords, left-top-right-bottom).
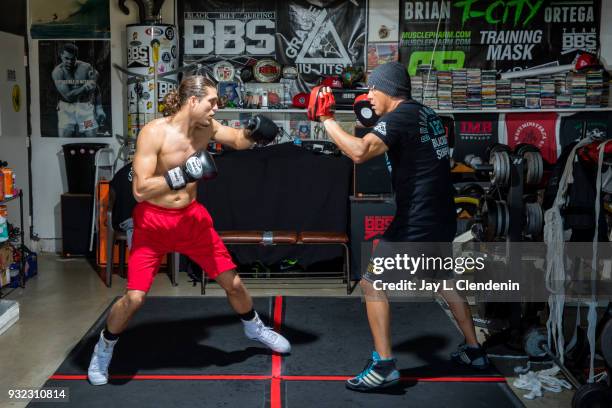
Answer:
xmin=472 ymin=154 xmax=543 ymax=350
xmin=475 ymin=148 xmax=612 ymax=406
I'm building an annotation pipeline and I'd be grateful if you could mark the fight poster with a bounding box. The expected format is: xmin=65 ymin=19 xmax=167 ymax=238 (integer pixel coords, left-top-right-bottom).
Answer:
xmin=399 ymin=0 xmax=601 ymax=75
xmin=179 ymin=0 xmax=367 ymax=92
xmin=30 ymin=0 xmax=110 ymax=39
xmin=38 ymin=40 xmax=112 ymax=138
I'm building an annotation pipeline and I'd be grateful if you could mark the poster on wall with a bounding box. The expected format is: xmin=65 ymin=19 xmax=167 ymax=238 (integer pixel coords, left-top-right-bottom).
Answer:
xmin=368 ymin=0 xmax=399 ymax=43
xmin=30 ymin=0 xmax=110 ymax=39
xmin=399 ymin=0 xmax=601 ymax=75
xmin=178 ymin=0 xmax=367 ymax=92
xmin=38 ymin=40 xmax=112 ymax=138
xmin=367 ymin=42 xmax=399 ymax=72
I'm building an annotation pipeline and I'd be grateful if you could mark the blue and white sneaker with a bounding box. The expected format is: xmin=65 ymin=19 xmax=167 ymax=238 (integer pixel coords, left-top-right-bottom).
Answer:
xmin=346 ymin=351 xmax=400 ymax=392
xmin=451 ymin=343 xmax=490 ymax=370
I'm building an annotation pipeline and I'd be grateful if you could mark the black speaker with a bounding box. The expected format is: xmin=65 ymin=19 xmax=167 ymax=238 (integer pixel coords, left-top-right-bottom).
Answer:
xmin=61 ymin=193 xmax=93 ymax=256
xmin=353 ymin=127 xmax=393 ymax=195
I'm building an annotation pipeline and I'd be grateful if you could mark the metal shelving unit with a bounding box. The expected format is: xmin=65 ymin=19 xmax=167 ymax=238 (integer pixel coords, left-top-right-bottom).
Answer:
xmin=0 ymin=189 xmax=25 ymax=298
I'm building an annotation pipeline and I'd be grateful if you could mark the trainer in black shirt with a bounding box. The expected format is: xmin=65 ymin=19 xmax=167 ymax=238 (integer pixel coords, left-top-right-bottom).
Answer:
xmin=313 ymin=62 xmax=488 ymax=392
xmin=371 ymin=100 xmax=456 ymax=230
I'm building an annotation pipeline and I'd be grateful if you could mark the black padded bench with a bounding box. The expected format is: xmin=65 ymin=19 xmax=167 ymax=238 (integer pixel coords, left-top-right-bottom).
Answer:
xmin=199 ymin=230 xmax=351 ymax=294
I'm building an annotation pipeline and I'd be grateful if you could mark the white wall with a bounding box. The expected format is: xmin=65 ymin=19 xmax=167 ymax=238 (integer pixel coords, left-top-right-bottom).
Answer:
xmin=28 ymin=1 xmax=175 ymax=252
xmin=0 ymin=32 xmax=30 ymax=246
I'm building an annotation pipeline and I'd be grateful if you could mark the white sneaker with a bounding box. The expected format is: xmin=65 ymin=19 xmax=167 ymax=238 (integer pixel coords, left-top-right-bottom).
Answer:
xmin=87 ymin=331 xmax=117 ymax=385
xmin=242 ymin=312 xmax=291 ymax=354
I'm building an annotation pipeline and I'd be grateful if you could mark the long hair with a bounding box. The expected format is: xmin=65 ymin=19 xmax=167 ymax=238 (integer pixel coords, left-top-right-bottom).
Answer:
xmin=162 ymin=75 xmax=216 ymax=116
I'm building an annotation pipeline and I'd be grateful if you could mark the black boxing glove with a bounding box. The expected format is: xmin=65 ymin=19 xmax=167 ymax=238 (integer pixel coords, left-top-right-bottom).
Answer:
xmin=246 ymin=115 xmax=279 ymax=145
xmin=164 ymin=150 xmax=218 ymax=190
xmin=353 ymin=94 xmax=379 ymax=127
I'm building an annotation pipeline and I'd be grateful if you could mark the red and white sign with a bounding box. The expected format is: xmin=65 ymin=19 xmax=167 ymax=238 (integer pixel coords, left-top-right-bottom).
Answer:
xmin=506 ymin=113 xmax=559 ymax=164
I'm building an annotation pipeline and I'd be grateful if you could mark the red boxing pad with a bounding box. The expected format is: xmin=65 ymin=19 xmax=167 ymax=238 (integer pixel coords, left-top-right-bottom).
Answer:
xmin=317 ymin=92 xmax=335 ymax=115
xmin=307 ymin=85 xmax=322 ymax=121
xmin=307 ymin=86 xmax=335 ymax=121
xmin=317 ymin=91 xmax=335 ymax=119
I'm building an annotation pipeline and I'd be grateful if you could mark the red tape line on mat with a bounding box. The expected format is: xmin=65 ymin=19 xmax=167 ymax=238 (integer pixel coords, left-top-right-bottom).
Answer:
xmin=50 ymin=374 xmax=505 ymax=383
xmin=50 ymin=374 xmax=271 ymax=381
xmin=280 ymin=375 xmax=505 ymax=383
xmin=271 ymin=295 xmax=284 ymax=408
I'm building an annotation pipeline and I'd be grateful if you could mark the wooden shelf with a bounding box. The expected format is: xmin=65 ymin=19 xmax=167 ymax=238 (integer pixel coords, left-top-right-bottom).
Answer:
xmin=434 ymin=107 xmax=612 ymax=114
xmin=215 ymin=109 xmax=354 ymax=114
xmin=0 ymin=189 xmax=21 ymax=205
xmin=216 ymin=107 xmax=612 ymax=115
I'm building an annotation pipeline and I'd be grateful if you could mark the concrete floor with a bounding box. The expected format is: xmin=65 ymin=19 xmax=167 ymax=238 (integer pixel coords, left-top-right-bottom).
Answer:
xmin=0 ymin=254 xmax=575 ymax=407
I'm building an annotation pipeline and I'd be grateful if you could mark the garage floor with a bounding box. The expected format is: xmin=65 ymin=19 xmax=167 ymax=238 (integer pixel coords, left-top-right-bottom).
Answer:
xmin=0 ymin=254 xmax=574 ymax=407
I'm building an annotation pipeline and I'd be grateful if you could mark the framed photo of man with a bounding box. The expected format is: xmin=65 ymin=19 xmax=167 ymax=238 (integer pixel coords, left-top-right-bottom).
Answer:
xmin=39 ymin=40 xmax=112 ymax=137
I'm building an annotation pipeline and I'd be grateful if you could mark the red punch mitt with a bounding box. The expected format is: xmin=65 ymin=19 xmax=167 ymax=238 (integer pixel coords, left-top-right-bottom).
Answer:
xmin=307 ymin=85 xmax=335 ymax=121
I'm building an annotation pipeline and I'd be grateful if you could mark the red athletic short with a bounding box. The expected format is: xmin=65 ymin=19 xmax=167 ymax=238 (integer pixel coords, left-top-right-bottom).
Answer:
xmin=127 ymin=200 xmax=236 ymax=292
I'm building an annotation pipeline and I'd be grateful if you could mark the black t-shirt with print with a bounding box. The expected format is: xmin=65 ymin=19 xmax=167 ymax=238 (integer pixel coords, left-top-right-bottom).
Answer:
xmin=371 ymin=100 xmax=456 ymax=228
xmin=109 ymin=162 xmax=137 ymax=231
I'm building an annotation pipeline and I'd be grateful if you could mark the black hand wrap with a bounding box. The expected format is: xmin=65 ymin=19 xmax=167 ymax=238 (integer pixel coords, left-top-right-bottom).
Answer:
xmin=246 ymin=115 xmax=279 ymax=145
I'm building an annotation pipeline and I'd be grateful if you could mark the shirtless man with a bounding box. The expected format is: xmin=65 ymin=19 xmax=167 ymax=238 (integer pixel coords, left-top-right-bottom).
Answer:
xmin=52 ymin=43 xmax=106 ymax=137
xmin=87 ymin=75 xmax=290 ymax=386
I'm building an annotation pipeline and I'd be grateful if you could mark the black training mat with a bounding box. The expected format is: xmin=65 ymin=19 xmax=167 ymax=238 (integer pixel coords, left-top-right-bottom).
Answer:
xmin=283 ymin=381 xmax=522 ymax=408
xmin=34 ymin=296 xmax=524 ymax=408
xmin=54 ymin=297 xmax=274 ymax=376
xmin=282 ymin=297 xmax=500 ymax=377
xmin=28 ymin=379 xmax=269 ymax=408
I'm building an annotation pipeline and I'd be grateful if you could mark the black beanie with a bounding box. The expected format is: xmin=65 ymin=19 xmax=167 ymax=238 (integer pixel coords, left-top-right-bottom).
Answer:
xmin=366 ymin=62 xmax=411 ymax=98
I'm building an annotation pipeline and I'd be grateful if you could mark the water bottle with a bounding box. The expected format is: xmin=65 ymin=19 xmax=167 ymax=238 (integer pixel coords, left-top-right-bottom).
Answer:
xmin=0 ymin=205 xmax=8 ymax=242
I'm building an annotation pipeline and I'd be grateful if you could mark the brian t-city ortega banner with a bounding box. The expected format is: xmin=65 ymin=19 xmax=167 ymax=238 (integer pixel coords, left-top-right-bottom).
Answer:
xmin=399 ymin=0 xmax=601 ymax=75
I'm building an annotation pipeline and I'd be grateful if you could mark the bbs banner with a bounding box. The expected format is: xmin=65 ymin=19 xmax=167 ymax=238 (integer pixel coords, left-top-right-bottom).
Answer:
xmin=181 ymin=1 xmax=277 ymax=58
xmin=399 ymin=0 xmax=601 ymax=75
xmin=178 ymin=0 xmax=367 ymax=91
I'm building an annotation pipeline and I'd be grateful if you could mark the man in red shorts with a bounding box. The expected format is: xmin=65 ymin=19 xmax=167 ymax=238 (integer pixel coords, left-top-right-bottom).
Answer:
xmin=88 ymin=75 xmax=290 ymax=386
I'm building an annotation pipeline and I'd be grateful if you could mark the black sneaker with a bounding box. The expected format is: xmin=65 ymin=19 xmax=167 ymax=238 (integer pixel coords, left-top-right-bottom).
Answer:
xmin=346 ymin=351 xmax=400 ymax=392
xmin=451 ymin=343 xmax=490 ymax=369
